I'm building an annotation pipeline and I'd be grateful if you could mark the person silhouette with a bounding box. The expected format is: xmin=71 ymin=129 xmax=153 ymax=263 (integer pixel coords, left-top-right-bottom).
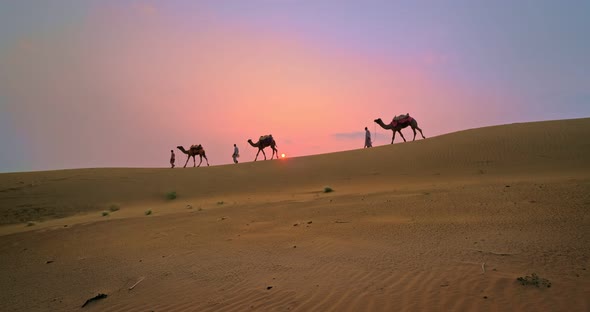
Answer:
xmin=364 ymin=127 xmax=372 ymax=148
xmin=170 ymin=149 xmax=176 ymax=168
xmin=232 ymin=144 xmax=240 ymax=164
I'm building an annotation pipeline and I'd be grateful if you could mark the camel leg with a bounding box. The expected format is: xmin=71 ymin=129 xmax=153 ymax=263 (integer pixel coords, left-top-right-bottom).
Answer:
xmin=192 ymin=155 xmax=196 ymax=167
xmin=254 ymin=149 xmax=261 ymax=161
xmin=272 ymin=147 xmax=278 ymax=159
xmin=391 ymin=131 xmax=397 ymax=144
xmin=183 ymin=156 xmax=190 ymax=168
xmin=197 ymin=155 xmax=203 ymax=167
xmin=261 ymin=148 xmax=267 ymax=160
xmin=412 ymin=128 xmax=417 ymax=141
xmin=398 ymin=130 xmax=407 ymax=142
xmin=416 ymin=126 xmax=426 ymax=139
xmin=203 ymin=155 xmax=209 ymax=166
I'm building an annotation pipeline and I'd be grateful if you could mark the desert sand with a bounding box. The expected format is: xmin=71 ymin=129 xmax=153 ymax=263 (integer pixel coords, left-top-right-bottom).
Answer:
xmin=1 ymin=118 xmax=589 ymax=311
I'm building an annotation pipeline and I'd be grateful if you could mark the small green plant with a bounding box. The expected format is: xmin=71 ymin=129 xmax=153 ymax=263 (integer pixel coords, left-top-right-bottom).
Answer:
xmin=517 ymin=273 xmax=551 ymax=288
xmin=323 ymin=186 xmax=334 ymax=193
xmin=145 ymin=209 xmax=152 ymax=216
xmin=109 ymin=204 xmax=120 ymax=212
xmin=102 ymin=211 xmax=110 ymax=217
xmin=166 ymin=191 xmax=177 ymax=200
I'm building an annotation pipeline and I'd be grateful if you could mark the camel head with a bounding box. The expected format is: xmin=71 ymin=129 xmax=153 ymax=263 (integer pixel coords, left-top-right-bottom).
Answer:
xmin=374 ymin=118 xmax=382 ymax=123
xmin=247 ymin=139 xmax=253 ymax=144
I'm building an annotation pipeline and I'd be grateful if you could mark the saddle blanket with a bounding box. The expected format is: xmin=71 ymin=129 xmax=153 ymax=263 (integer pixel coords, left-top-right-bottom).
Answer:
xmin=390 ymin=114 xmax=413 ymax=127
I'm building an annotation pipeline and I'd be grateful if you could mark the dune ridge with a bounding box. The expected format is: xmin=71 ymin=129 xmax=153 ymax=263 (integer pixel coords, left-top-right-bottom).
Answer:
xmin=0 ymin=118 xmax=589 ymax=311
xmin=1 ymin=118 xmax=588 ymax=225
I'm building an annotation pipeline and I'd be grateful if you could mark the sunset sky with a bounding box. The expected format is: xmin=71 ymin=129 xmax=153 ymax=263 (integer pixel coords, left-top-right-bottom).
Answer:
xmin=1 ymin=1 xmax=589 ymax=172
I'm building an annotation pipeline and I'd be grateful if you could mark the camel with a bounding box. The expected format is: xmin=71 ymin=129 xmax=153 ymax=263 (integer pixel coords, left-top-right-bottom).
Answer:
xmin=247 ymin=135 xmax=279 ymax=161
xmin=374 ymin=113 xmax=426 ymax=144
xmin=176 ymin=144 xmax=210 ymax=168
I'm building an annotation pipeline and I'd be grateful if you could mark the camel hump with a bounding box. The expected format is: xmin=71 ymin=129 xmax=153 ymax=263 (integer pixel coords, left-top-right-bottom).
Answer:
xmin=190 ymin=144 xmax=202 ymax=150
xmin=393 ymin=113 xmax=410 ymax=121
xmin=259 ymin=134 xmax=273 ymax=142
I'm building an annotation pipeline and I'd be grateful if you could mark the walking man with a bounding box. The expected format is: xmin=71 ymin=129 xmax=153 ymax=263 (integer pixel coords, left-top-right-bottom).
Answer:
xmin=232 ymin=144 xmax=240 ymax=164
xmin=364 ymin=127 xmax=372 ymax=148
xmin=170 ymin=149 xmax=175 ymax=168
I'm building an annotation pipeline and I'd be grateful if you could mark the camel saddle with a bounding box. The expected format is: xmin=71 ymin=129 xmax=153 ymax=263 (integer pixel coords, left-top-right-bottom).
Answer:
xmin=190 ymin=144 xmax=202 ymax=151
xmin=259 ymin=135 xmax=273 ymax=144
xmin=390 ymin=114 xmax=413 ymax=127
xmin=393 ymin=113 xmax=410 ymax=121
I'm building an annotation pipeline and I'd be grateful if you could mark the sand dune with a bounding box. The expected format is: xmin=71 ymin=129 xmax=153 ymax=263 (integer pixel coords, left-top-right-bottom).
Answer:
xmin=1 ymin=118 xmax=589 ymax=311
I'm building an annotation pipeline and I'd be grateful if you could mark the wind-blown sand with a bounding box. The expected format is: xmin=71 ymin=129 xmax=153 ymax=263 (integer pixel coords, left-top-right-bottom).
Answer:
xmin=1 ymin=118 xmax=589 ymax=311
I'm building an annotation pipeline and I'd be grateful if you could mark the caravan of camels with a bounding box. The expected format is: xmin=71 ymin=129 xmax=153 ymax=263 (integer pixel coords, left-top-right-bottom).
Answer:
xmin=176 ymin=114 xmax=426 ymax=167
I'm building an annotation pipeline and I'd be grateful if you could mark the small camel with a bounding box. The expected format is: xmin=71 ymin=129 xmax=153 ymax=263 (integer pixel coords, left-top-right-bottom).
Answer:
xmin=374 ymin=114 xmax=426 ymax=144
xmin=176 ymin=145 xmax=210 ymax=168
xmin=247 ymin=135 xmax=279 ymax=161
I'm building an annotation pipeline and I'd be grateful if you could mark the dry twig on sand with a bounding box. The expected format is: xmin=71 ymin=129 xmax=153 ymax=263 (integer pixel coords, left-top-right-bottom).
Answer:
xmin=129 ymin=277 xmax=145 ymax=290
xmin=470 ymin=249 xmax=513 ymax=256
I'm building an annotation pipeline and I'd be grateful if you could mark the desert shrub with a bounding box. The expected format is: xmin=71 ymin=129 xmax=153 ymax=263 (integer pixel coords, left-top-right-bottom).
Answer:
xmin=102 ymin=211 xmax=109 ymax=217
xmin=166 ymin=191 xmax=177 ymax=200
xmin=517 ymin=273 xmax=551 ymax=288
xmin=109 ymin=204 xmax=120 ymax=212
xmin=145 ymin=209 xmax=152 ymax=216
xmin=323 ymin=186 xmax=334 ymax=193
xmin=217 ymin=201 xmax=224 ymax=205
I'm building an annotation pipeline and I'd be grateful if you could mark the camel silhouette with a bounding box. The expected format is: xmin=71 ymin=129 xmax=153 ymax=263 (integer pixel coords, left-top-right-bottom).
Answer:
xmin=247 ymin=135 xmax=278 ymax=161
xmin=176 ymin=145 xmax=210 ymax=168
xmin=374 ymin=114 xmax=426 ymax=144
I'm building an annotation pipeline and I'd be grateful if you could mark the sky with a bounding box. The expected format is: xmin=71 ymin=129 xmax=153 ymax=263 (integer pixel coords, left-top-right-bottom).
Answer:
xmin=1 ymin=0 xmax=589 ymax=172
